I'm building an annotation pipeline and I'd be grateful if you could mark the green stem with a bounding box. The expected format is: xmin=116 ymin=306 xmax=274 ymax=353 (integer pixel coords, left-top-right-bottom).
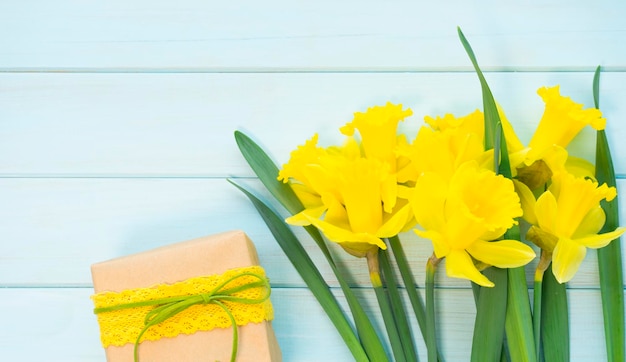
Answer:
xmin=533 ymin=277 xmax=543 ymax=362
xmin=532 ymin=251 xmax=551 ymax=362
xmin=471 ymin=267 xmax=508 ymax=362
xmin=533 ymin=270 xmax=544 ymax=362
xmin=505 ymin=266 xmax=536 ymax=362
xmin=305 ymin=226 xmax=389 ymax=362
xmin=368 ymin=249 xmax=407 ymax=362
xmin=387 ymin=236 xmax=429 ymax=340
xmin=541 ymin=266 xmax=569 ymax=362
xmin=426 ymin=254 xmax=440 ymax=362
xmin=379 ymin=249 xmax=418 ymax=362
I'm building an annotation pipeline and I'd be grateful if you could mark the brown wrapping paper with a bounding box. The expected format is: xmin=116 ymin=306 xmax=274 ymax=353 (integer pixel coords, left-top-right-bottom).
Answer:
xmin=91 ymin=230 xmax=282 ymax=362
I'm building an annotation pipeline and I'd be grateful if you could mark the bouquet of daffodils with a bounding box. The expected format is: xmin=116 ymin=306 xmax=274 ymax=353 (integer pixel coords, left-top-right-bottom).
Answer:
xmin=230 ymin=28 xmax=624 ymax=362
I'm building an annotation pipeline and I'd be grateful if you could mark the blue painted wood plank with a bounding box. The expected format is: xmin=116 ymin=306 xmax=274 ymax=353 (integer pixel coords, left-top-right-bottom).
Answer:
xmin=1 ymin=178 xmax=624 ymax=288
xmin=1 ymin=72 xmax=624 ymax=176
xmin=0 ymin=2 xmax=624 ymax=70
xmin=0 ymin=288 xmax=612 ymax=361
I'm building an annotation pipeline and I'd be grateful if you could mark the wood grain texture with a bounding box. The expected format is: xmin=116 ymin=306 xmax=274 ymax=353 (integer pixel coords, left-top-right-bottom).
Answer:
xmin=0 ymin=287 xmax=614 ymax=361
xmin=1 ymin=1 xmax=625 ymax=70
xmin=2 ymin=1 xmax=625 ymax=360
xmin=1 ymin=72 xmax=625 ymax=176
xmin=1 ymin=177 xmax=624 ymax=289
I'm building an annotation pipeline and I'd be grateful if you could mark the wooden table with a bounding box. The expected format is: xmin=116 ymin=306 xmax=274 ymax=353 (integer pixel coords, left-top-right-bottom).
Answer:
xmin=1 ymin=2 xmax=625 ymax=360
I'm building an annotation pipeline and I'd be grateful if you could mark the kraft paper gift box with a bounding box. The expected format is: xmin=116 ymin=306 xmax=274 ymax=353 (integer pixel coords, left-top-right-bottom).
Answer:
xmin=91 ymin=230 xmax=282 ymax=362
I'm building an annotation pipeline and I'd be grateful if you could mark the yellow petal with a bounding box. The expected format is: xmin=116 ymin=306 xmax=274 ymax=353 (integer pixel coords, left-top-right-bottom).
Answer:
xmin=290 ymin=183 xmax=323 ymax=209
xmin=551 ymin=172 xmax=617 ymax=237
xmin=411 ymin=172 xmax=447 ymax=232
xmin=529 ymin=86 xmax=605 ymax=156
xmin=552 ymin=237 xmax=587 ymax=283
xmin=414 ymin=228 xmax=450 ymax=259
xmin=575 ymin=227 xmax=626 ymax=249
xmin=466 ymin=239 xmax=536 ymax=268
xmin=537 ymin=145 xmax=568 ymax=175
xmin=565 ymin=156 xmax=596 ymax=180
xmin=304 ymin=214 xmax=387 ymax=250
xmin=285 ymin=206 xmax=326 ymax=226
xmin=513 ymin=179 xmax=538 ymax=225
xmin=340 ymin=242 xmax=380 ymax=258
xmin=446 ymin=249 xmax=494 ymax=287
xmin=377 ymin=201 xmax=414 ymax=238
xmin=278 ymin=133 xmax=324 ymax=184
xmin=573 ymin=206 xmax=605 ymax=238
xmin=534 ymin=190 xmax=558 ymax=235
xmin=443 ymin=207 xmax=492 ymax=249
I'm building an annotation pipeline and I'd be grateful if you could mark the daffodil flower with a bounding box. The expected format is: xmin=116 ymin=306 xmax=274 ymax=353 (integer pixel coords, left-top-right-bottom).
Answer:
xmin=340 ymin=102 xmax=413 ymax=174
xmin=523 ymin=172 xmax=625 ymax=283
xmin=400 ymin=109 xmax=520 ymax=184
xmin=402 ymin=123 xmax=487 ymax=183
xmin=285 ymin=155 xmax=413 ymax=256
xmin=278 ymin=103 xmax=416 ymax=257
xmin=411 ymin=161 xmax=535 ymax=287
xmin=504 ymin=86 xmax=605 ymax=189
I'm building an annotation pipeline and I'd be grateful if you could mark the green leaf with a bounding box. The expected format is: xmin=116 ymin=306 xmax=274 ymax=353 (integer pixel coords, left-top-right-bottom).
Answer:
xmin=233 ymin=131 xmax=389 ymax=361
xmin=541 ymin=266 xmax=569 ymax=361
xmin=379 ymin=249 xmax=418 ymax=362
xmin=471 ymin=267 xmax=508 ymax=362
xmin=229 ymin=180 xmax=370 ymax=362
xmin=458 ymin=27 xmax=500 ymax=151
xmin=459 ymin=27 xmax=528 ymax=362
xmin=234 ymin=130 xmax=303 ymax=214
xmin=496 ymin=125 xmax=535 ymax=361
xmin=387 ymin=236 xmax=433 ymax=354
xmin=593 ymin=66 xmax=625 ymax=362
xmin=501 ymin=212 xmax=536 ymax=362
xmin=506 ymin=266 xmax=536 ymax=362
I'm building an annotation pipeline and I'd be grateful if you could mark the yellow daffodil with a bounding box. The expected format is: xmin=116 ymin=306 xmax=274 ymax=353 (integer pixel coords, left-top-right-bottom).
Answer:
xmin=277 ymin=134 xmax=327 ymax=209
xmin=524 ymin=172 xmax=625 ymax=283
xmin=340 ymin=102 xmax=413 ymax=174
xmin=278 ymin=103 xmax=416 ymax=257
xmin=299 ymin=157 xmax=413 ymax=256
xmin=401 ymin=108 xmax=522 ymax=184
xmin=411 ymin=161 xmax=535 ymax=287
xmin=404 ymin=124 xmax=486 ymax=182
xmin=505 ymin=86 xmax=605 ymax=189
xmin=424 ymin=108 xmax=484 ymax=135
xmin=399 ymin=110 xmax=489 ymax=184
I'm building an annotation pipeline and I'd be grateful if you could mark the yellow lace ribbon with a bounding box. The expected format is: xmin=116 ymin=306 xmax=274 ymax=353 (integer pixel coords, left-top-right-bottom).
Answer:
xmin=91 ymin=265 xmax=273 ymax=362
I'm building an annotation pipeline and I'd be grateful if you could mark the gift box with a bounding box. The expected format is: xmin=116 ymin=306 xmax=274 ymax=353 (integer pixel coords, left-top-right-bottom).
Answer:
xmin=91 ymin=230 xmax=282 ymax=362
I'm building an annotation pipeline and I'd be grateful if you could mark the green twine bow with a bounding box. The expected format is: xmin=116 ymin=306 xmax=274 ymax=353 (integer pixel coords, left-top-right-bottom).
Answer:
xmin=93 ymin=271 xmax=271 ymax=362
